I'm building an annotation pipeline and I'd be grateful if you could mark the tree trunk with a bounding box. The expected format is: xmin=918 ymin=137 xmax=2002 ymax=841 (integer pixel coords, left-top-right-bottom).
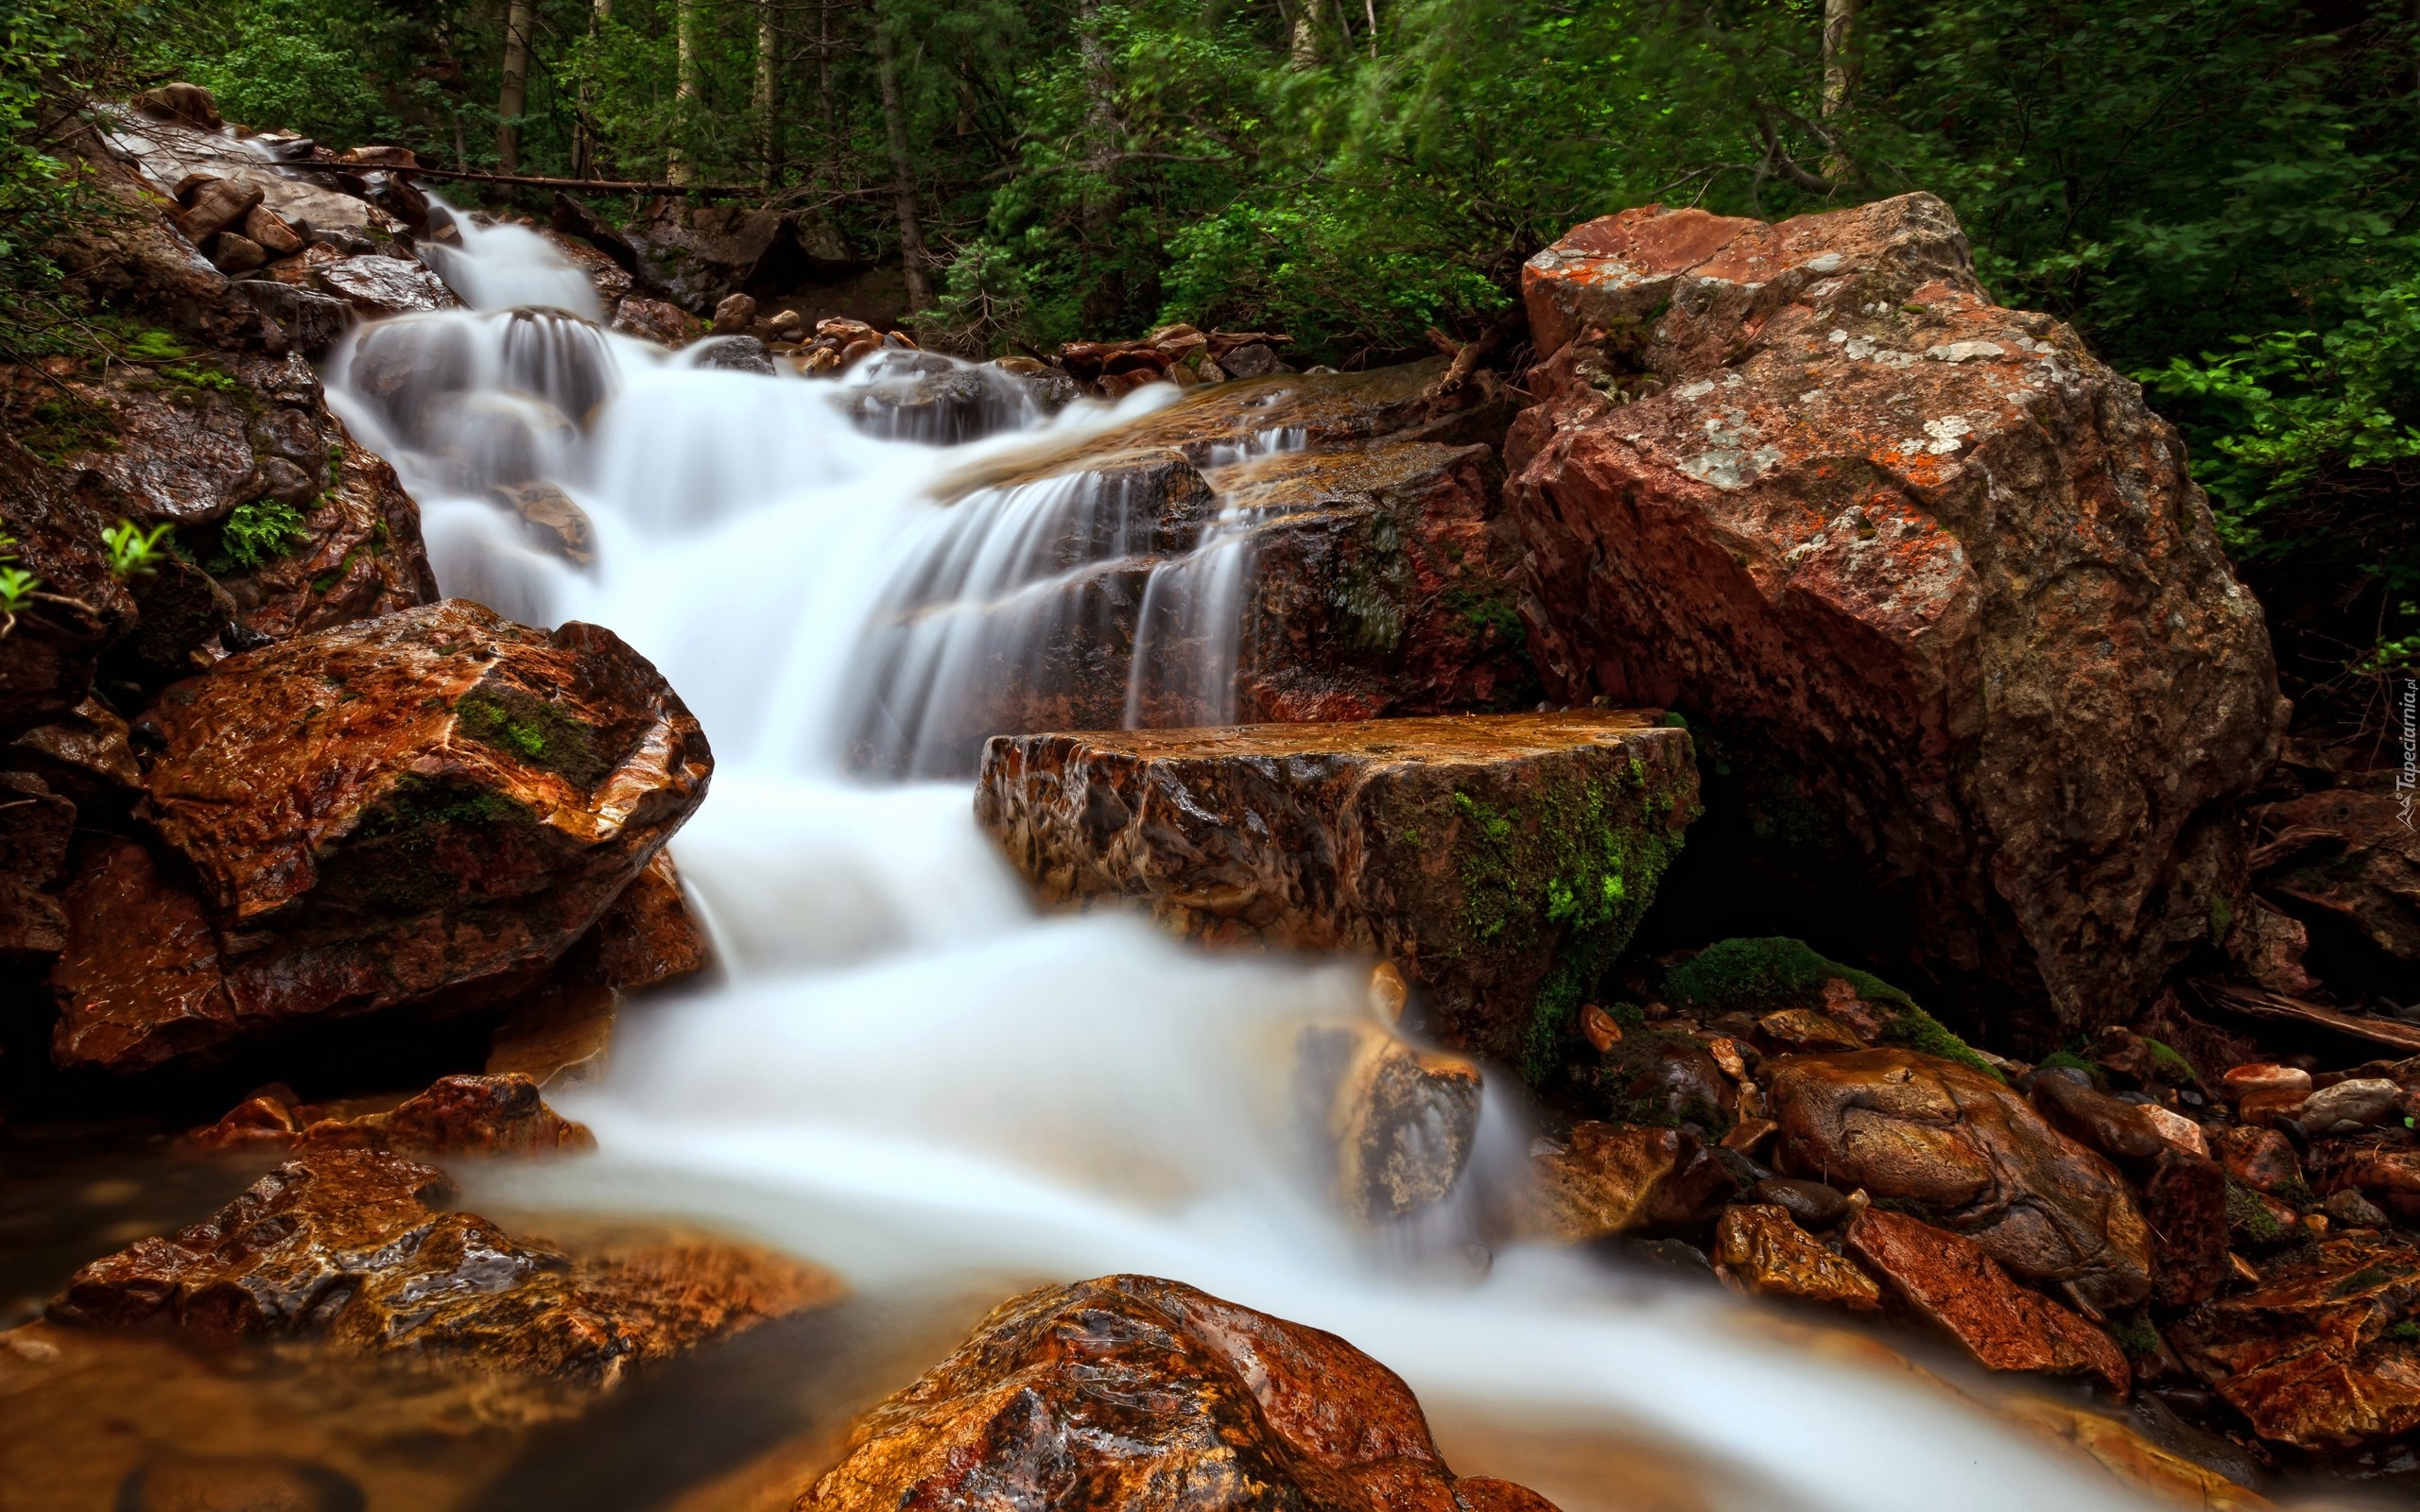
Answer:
xmin=817 ymin=0 xmax=838 ymax=182
xmin=572 ymin=0 xmax=613 ymax=179
xmin=1821 ymin=0 xmax=1858 ymax=118
xmin=669 ymin=0 xmax=700 ymax=185
xmin=497 ymin=0 xmax=537 ymax=173
xmin=755 ymin=0 xmax=784 ymax=189
xmin=873 ymin=24 xmax=931 ymax=312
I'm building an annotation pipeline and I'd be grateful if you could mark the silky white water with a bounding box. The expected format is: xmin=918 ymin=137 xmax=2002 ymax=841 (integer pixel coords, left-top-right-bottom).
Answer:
xmin=321 ymin=210 xmax=2152 ymax=1511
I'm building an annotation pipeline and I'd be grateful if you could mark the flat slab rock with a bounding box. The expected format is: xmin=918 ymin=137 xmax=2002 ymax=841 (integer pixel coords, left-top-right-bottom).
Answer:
xmin=798 ymin=1274 xmax=1558 ymax=1512
xmin=977 ymin=711 xmax=1698 ymax=1070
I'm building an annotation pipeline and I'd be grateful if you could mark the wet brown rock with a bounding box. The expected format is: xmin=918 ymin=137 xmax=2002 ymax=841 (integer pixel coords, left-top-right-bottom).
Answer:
xmin=2141 ymin=1147 xmax=2230 ymax=1307
xmin=242 ymin=203 xmax=305 ymax=258
xmin=0 ymin=770 xmax=75 ymax=961
xmin=977 ymin=711 xmax=1696 ymax=1067
xmin=49 ymin=1150 xmax=836 ymax=1389
xmin=2221 ymin=1063 xmax=2311 ymax=1102
xmin=1512 ymin=1122 xmax=1686 ymax=1242
xmin=189 ymin=1073 xmax=595 ymax=1155
xmin=795 ymin=1273 xmax=1556 ymax=1512
xmin=2028 ymin=1074 xmax=2167 ymax=1165
xmin=1844 ymin=1207 xmax=2128 ymax=1394
xmin=712 ymin=292 xmax=758 ymax=335
xmin=492 ymin=479 xmax=597 ymax=568
xmin=219 ymin=426 xmax=437 ymax=640
xmin=0 ymin=438 xmax=135 ymax=739
xmin=1998 ymin=1399 xmax=2274 ymax=1512
xmin=613 ymin=294 xmax=697 ymax=346
xmin=51 ymin=834 xmax=239 ymax=1070
xmin=1769 ymin=1048 xmax=2154 ymax=1309
xmin=2325 ymin=1148 xmax=2420 ymax=1224
xmin=1754 ymin=1008 xmax=1865 ymax=1054
xmin=178 ymin=177 xmax=264 ymax=243
xmin=54 ymin=600 xmax=710 ymax=1071
xmin=316 ymin=255 xmax=458 ymax=317
xmin=1714 ymin=1203 xmax=1882 ymax=1310
xmin=1508 ymin=194 xmax=2285 ymax=1031
xmin=588 ymin=850 xmax=711 ymax=992
xmin=1576 ymin=1030 xmax=1737 ymax=1129
xmin=2172 ymin=1235 xmax=2420 ymax=1450
xmin=1296 ymin=1021 xmax=1483 ymax=1222
xmin=487 ymin=982 xmax=617 ymax=1090
xmin=134 ymin=82 xmax=224 ymax=129
xmin=2253 ymin=770 xmax=2420 ymax=965
xmin=623 ymin=203 xmax=859 ymax=313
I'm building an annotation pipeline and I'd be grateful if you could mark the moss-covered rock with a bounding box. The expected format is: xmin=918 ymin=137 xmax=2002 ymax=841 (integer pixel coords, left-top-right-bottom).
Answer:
xmin=977 ymin=710 xmax=1699 ymax=1072
xmin=1665 ymin=936 xmax=2001 ymax=1080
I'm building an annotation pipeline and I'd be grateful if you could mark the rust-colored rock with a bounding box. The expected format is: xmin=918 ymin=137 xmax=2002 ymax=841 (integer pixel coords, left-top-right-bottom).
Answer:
xmin=613 ymin=295 xmax=697 ymax=346
xmin=48 ymin=1150 xmax=835 ymax=1389
xmin=1768 ymin=1048 xmax=2153 ymax=1309
xmin=2253 ymin=770 xmax=2420 ymax=965
xmin=0 ymin=437 xmax=137 ymax=740
xmin=2324 ymin=1147 xmax=2420 ymax=1225
xmin=53 ymin=599 xmax=710 ymax=1070
xmin=2210 ymin=1125 xmax=2304 ymax=1194
xmin=1511 ymin=1121 xmax=1688 ymax=1242
xmin=51 ymin=834 xmax=239 ymax=1070
xmin=977 ymin=711 xmax=1696 ymax=1068
xmin=1713 ymin=1203 xmax=1881 ymax=1310
xmin=1844 ymin=1207 xmax=2128 ymax=1394
xmin=0 ymin=770 xmax=74 ymax=961
xmin=2171 ymin=1235 xmax=2420 ymax=1450
xmin=794 ymin=1274 xmax=1558 ymax=1512
xmin=186 ymin=1073 xmax=595 ymax=1156
xmin=1508 ymin=193 xmax=2284 ymax=1031
xmin=2027 ymin=1074 xmax=2167 ymax=1165
xmin=2141 ymin=1146 xmax=2229 ymax=1307
xmin=589 ymin=850 xmax=711 ymax=993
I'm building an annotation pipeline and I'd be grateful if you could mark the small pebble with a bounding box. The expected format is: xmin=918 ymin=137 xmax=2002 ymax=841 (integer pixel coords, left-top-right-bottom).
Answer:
xmin=2325 ymin=1189 xmax=2391 ymax=1228
xmin=1746 ymin=1177 xmax=1851 ymax=1230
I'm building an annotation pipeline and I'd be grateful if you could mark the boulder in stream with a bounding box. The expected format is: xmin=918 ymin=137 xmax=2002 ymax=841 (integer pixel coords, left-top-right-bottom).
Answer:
xmin=51 ymin=598 xmax=711 ymax=1071
xmin=977 ymin=710 xmax=1698 ymax=1071
xmin=795 ymin=1273 xmax=1560 ymax=1512
xmin=1508 ymin=192 xmax=2287 ymax=1033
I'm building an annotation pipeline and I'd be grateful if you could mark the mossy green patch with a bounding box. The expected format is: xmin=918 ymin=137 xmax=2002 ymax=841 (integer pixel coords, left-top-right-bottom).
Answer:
xmin=455 ymin=684 xmax=613 ymax=787
xmin=203 ymin=497 xmax=312 ymax=573
xmin=1430 ymin=747 xmax=1695 ymax=1082
xmin=2225 ymin=1177 xmax=2301 ymax=1252
xmin=2110 ymin=1312 xmax=2161 ymax=1356
xmin=2144 ymin=1038 xmax=2201 ymax=1088
xmin=2035 ymin=1049 xmax=2103 ymax=1087
xmin=1663 ymin=936 xmax=2002 ymax=1081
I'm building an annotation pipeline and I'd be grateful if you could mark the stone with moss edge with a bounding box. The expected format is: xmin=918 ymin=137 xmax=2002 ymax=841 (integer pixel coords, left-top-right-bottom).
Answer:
xmin=975 ymin=711 xmax=1698 ymax=1073
xmin=1665 ymin=936 xmax=2002 ymax=1081
xmin=51 ymin=598 xmax=711 ymax=1072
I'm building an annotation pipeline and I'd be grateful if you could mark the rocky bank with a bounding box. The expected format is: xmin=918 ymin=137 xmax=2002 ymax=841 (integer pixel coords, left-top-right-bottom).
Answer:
xmin=2 ymin=79 xmax=2416 ymax=1511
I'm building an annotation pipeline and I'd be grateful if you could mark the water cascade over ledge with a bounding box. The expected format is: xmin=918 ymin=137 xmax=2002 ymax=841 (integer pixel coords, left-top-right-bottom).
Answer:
xmin=317 ymin=205 xmax=2152 ymax=1512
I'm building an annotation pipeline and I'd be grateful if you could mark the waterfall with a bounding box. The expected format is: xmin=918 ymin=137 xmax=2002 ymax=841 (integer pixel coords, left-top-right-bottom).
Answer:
xmin=320 ymin=210 xmax=2145 ymax=1512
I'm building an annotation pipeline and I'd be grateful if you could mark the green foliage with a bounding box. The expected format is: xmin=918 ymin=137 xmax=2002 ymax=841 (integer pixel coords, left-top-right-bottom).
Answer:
xmin=101 ymin=518 xmax=171 ymax=578
xmin=209 ymin=496 xmax=310 ymax=572
xmin=0 ymin=531 xmax=37 ymax=614
xmin=1664 ymin=936 xmax=2001 ymax=1081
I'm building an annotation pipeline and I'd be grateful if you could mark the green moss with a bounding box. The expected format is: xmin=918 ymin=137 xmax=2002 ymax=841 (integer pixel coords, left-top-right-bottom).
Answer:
xmin=2208 ymin=893 xmax=2236 ymax=941
xmin=319 ymin=773 xmax=544 ymax=913
xmin=1663 ymin=936 xmax=2003 ymax=1080
xmin=2110 ymin=1312 xmax=2161 ymax=1356
xmin=1441 ymin=585 xmax=1524 ymax=644
xmin=1434 ymin=748 xmax=1696 ymax=1082
xmin=2387 ymin=1321 xmax=2420 ymax=1343
xmin=17 ymin=397 xmax=118 ymax=464
xmin=2226 ymin=1177 xmax=2300 ymax=1251
xmin=2143 ymin=1038 xmax=2201 ymax=1088
xmin=454 ymin=685 xmax=612 ymax=787
xmin=2035 ymin=1049 xmax=2103 ymax=1086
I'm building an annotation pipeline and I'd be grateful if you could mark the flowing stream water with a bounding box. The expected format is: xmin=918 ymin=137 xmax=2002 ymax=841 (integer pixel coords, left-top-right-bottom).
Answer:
xmin=318 ymin=206 xmax=2153 ymax=1512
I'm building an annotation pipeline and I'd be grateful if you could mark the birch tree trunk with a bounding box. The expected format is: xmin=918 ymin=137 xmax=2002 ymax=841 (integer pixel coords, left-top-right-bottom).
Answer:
xmin=496 ymin=0 xmax=537 ymax=173
xmin=1819 ymin=0 xmax=1858 ymax=179
xmin=668 ymin=0 xmax=700 ymax=185
xmin=873 ymin=23 xmax=932 ymax=311
xmin=755 ymin=0 xmax=784 ymax=189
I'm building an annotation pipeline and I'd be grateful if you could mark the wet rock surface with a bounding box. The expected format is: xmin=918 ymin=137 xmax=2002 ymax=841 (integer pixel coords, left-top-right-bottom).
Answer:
xmin=1508 ymin=193 xmax=2285 ymax=1031
xmin=53 ymin=599 xmax=711 ymax=1070
xmin=1297 ymin=1020 xmax=1484 ymax=1222
xmin=977 ymin=711 xmax=1696 ymax=1066
xmin=185 ymin=1072 xmax=595 ymax=1155
xmin=1845 ymin=1207 xmax=2129 ymax=1393
xmin=1769 ymin=1047 xmax=2154 ymax=1309
xmin=2173 ymin=1236 xmax=2420 ymax=1450
xmin=49 ymin=1149 xmax=838 ymax=1390
xmin=795 ymin=1274 xmax=1560 ymax=1512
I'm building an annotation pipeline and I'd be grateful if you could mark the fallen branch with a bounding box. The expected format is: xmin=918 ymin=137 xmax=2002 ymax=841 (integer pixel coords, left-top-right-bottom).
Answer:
xmin=2193 ymin=980 xmax=2420 ymax=1056
xmin=286 ymin=161 xmax=762 ymax=198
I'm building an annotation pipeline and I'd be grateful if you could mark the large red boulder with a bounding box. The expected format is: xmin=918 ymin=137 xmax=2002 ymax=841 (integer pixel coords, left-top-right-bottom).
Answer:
xmin=1507 ymin=193 xmax=2285 ymax=1030
xmin=49 ymin=598 xmax=711 ymax=1070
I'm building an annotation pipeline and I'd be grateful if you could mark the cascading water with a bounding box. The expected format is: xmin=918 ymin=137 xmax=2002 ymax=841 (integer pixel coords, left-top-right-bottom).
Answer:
xmin=321 ymin=209 xmax=2151 ymax=1512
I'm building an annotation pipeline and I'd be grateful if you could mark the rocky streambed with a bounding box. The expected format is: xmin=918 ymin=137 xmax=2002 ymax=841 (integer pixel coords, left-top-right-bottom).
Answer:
xmin=1 ymin=81 xmax=2416 ymax=1512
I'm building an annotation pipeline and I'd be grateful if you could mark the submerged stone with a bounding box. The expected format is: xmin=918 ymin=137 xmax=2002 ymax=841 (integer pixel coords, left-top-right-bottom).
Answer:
xmin=1845 ymin=1207 xmax=2128 ymax=1394
xmin=976 ymin=710 xmax=1698 ymax=1070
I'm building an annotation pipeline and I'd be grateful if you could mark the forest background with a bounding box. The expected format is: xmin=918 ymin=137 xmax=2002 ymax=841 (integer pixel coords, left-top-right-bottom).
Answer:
xmin=2 ymin=0 xmax=2415 ymax=729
